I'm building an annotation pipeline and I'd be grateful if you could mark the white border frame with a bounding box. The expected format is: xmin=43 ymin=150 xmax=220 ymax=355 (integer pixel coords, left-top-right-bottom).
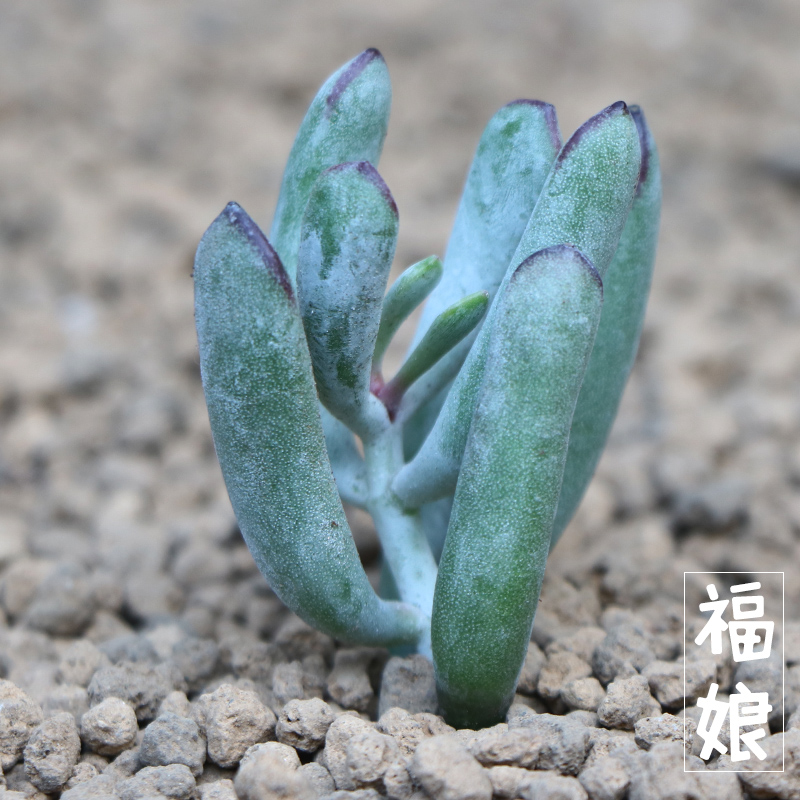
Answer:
xmin=683 ymin=571 xmax=785 ymax=773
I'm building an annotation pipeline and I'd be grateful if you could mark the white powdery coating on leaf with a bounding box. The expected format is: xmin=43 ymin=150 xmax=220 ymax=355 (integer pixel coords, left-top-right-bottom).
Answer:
xmin=396 ymin=104 xmax=639 ymax=509
xmin=513 ymin=104 xmax=640 ymax=281
xmin=551 ymin=109 xmax=661 ymax=542
xmin=269 ymin=50 xmax=391 ymax=280
xmin=194 ymin=207 xmax=420 ymax=647
xmin=296 ymin=165 xmax=397 ymax=435
xmin=413 ymin=100 xmax=561 ymax=343
xmin=432 ymin=246 xmax=603 ymax=726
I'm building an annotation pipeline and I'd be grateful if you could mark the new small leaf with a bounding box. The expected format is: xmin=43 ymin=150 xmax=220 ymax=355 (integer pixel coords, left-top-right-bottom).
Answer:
xmin=378 ymin=291 xmax=489 ymax=420
xmin=373 ymin=255 xmax=443 ymax=374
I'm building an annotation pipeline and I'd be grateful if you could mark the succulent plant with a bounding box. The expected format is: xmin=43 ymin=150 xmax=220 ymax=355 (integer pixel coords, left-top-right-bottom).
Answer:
xmin=193 ymin=48 xmax=660 ymax=729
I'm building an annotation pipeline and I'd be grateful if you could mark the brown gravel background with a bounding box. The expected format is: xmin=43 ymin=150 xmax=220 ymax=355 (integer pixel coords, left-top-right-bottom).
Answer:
xmin=2 ymin=0 xmax=800 ymax=766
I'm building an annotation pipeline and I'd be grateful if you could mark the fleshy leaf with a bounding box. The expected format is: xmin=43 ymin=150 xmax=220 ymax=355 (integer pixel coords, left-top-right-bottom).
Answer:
xmin=551 ymin=105 xmax=661 ymax=544
xmin=400 ymin=100 xmax=562 ymax=416
xmin=402 ymin=380 xmax=452 ymax=463
xmin=320 ymin=405 xmax=368 ymax=508
xmin=297 ymin=161 xmax=398 ymax=438
xmin=394 ymin=102 xmax=640 ymax=508
xmin=269 ymin=49 xmax=392 ymax=282
xmin=421 ymin=496 xmax=453 ymax=562
xmin=194 ymin=202 xmax=423 ymax=647
xmin=377 ymin=291 xmax=489 ymax=420
xmin=372 ymin=256 xmax=443 ymax=374
xmin=431 ymin=245 xmax=603 ymax=729
xmin=508 ymin=101 xmax=641 ymax=280
xmin=393 ymin=332 xmax=490 ymax=506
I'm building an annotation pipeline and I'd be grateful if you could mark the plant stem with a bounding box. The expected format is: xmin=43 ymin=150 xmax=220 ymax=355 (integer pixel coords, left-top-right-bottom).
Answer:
xmin=363 ymin=424 xmax=437 ymax=657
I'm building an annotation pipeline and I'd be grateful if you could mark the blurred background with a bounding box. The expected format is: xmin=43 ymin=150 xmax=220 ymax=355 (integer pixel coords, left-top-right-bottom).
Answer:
xmin=1 ymin=0 xmax=800 ymax=615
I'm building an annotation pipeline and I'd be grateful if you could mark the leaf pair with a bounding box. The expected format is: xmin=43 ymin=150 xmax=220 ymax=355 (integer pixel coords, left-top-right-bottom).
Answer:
xmin=194 ymin=202 xmax=424 ymax=647
xmin=394 ymin=102 xmax=653 ymax=518
xmin=414 ymin=104 xmax=660 ymax=725
xmin=195 ymin=52 xmax=423 ymax=648
xmin=550 ymin=106 xmax=661 ymax=543
xmin=192 ymin=48 xmax=522 ymax=648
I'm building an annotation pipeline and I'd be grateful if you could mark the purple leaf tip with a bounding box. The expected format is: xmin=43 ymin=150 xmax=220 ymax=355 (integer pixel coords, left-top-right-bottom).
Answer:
xmin=559 ymin=101 xmax=631 ymax=161
xmin=605 ymin=100 xmax=629 ymax=115
xmin=629 ymin=105 xmax=652 ymax=194
xmin=355 ymin=161 xmax=398 ymax=218
xmin=326 ymin=48 xmax=384 ymax=115
xmin=505 ymin=100 xmax=561 ymax=151
xmin=223 ymin=202 xmax=293 ymax=299
xmin=512 ymin=244 xmax=603 ymax=296
xmin=323 ymin=161 xmax=398 ymax=218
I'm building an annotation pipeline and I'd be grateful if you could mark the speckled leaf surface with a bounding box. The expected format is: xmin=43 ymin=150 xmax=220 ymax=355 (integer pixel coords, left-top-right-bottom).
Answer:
xmin=194 ymin=202 xmax=422 ymax=647
xmin=431 ymin=245 xmax=603 ymax=729
xmin=392 ymin=328 xmax=490 ymax=507
xmin=510 ymin=101 xmax=640 ymax=281
xmin=297 ymin=161 xmax=398 ymax=438
xmin=420 ymin=496 xmax=453 ymax=562
xmin=320 ymin=405 xmax=367 ymax=508
xmin=269 ymin=49 xmax=391 ymax=282
xmin=401 ymin=100 xmax=562 ymax=414
xmin=551 ymin=106 xmax=661 ymax=544
xmin=394 ymin=102 xmax=640 ymax=508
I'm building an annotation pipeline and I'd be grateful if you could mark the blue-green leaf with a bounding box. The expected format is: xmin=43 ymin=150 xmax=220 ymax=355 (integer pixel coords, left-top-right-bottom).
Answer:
xmin=373 ymin=256 xmax=443 ymax=374
xmin=194 ymin=202 xmax=423 ymax=648
xmin=551 ymin=105 xmax=661 ymax=544
xmin=421 ymin=496 xmax=453 ymax=562
xmin=377 ymin=291 xmax=488 ymax=420
xmin=394 ymin=102 xmax=640 ymax=508
xmin=377 ymin=495 xmax=451 ymax=600
xmin=392 ymin=330 xmax=490 ymax=506
xmin=402 ymin=380 xmax=452 ymax=463
xmin=320 ymin=405 xmax=367 ymax=508
xmin=269 ymin=49 xmax=391 ymax=282
xmin=400 ymin=100 xmax=562 ymax=416
xmin=432 ymin=245 xmax=603 ymax=729
xmin=509 ymin=101 xmax=641 ymax=280
xmin=297 ymin=161 xmax=398 ymax=438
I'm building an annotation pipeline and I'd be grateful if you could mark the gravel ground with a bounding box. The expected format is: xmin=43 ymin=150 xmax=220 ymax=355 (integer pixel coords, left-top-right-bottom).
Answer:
xmin=2 ymin=2 xmax=800 ymax=799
